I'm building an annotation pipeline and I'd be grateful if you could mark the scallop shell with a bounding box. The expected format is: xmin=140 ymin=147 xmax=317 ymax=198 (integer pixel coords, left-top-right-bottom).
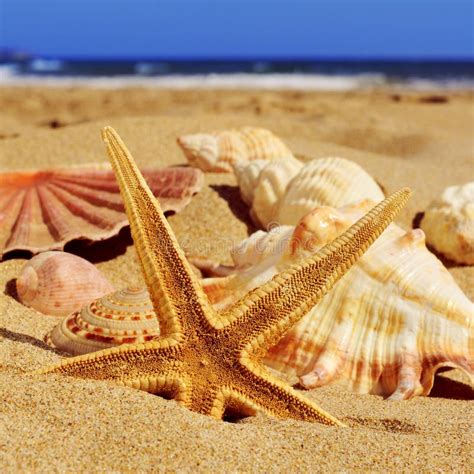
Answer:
xmin=17 ymin=251 xmax=115 ymax=316
xmin=201 ymin=200 xmax=474 ymax=399
xmin=235 ymin=157 xmax=384 ymax=227
xmin=420 ymin=182 xmax=474 ymax=265
xmin=48 ymin=287 xmax=160 ymax=356
xmin=177 ymin=127 xmax=294 ymax=173
xmin=0 ymin=164 xmax=203 ymax=257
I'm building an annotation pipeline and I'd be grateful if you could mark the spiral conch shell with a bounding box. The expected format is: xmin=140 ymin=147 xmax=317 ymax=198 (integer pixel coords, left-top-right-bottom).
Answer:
xmin=201 ymin=200 xmax=474 ymax=399
xmin=234 ymin=157 xmax=384 ymax=227
xmin=420 ymin=182 xmax=474 ymax=265
xmin=16 ymin=251 xmax=115 ymax=316
xmin=49 ymin=287 xmax=160 ymax=355
xmin=177 ymin=127 xmax=293 ymax=173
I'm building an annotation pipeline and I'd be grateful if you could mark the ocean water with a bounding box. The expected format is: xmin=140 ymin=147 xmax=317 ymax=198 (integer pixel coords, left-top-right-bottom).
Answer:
xmin=0 ymin=59 xmax=473 ymax=90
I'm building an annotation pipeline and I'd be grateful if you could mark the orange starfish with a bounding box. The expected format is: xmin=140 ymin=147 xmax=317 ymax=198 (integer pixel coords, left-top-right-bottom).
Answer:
xmin=35 ymin=127 xmax=410 ymax=425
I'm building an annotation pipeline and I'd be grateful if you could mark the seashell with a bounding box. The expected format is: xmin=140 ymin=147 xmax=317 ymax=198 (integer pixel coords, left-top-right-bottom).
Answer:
xmin=233 ymin=160 xmax=269 ymax=207
xmin=0 ymin=164 xmax=203 ymax=258
xmin=276 ymin=158 xmax=384 ymax=225
xmin=177 ymin=127 xmax=294 ymax=173
xmin=235 ymin=157 xmax=384 ymax=227
xmin=17 ymin=251 xmax=115 ymax=316
xmin=420 ymin=182 xmax=474 ymax=265
xmin=48 ymin=287 xmax=160 ymax=355
xmin=234 ymin=156 xmax=303 ymax=228
xmin=201 ymin=200 xmax=474 ymax=399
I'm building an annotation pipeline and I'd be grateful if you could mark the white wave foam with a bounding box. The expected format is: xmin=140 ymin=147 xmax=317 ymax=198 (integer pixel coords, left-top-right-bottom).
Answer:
xmin=0 ymin=65 xmax=472 ymax=90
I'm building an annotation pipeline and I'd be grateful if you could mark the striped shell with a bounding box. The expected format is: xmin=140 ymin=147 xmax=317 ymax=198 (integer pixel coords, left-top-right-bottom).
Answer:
xmin=177 ymin=127 xmax=294 ymax=173
xmin=420 ymin=182 xmax=474 ymax=265
xmin=234 ymin=157 xmax=384 ymax=227
xmin=0 ymin=164 xmax=203 ymax=258
xmin=16 ymin=251 xmax=114 ymax=316
xmin=201 ymin=200 xmax=474 ymax=399
xmin=48 ymin=287 xmax=160 ymax=355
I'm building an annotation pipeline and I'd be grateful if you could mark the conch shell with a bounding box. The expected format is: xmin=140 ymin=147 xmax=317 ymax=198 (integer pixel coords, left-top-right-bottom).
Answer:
xmin=17 ymin=251 xmax=114 ymax=316
xmin=200 ymin=201 xmax=474 ymax=399
xmin=0 ymin=164 xmax=203 ymax=258
xmin=234 ymin=157 xmax=384 ymax=227
xmin=48 ymin=287 xmax=160 ymax=355
xmin=177 ymin=127 xmax=293 ymax=173
xmin=420 ymin=182 xmax=474 ymax=265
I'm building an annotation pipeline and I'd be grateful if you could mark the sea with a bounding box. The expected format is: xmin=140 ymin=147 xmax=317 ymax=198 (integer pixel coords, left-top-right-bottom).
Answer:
xmin=1 ymin=58 xmax=473 ymax=90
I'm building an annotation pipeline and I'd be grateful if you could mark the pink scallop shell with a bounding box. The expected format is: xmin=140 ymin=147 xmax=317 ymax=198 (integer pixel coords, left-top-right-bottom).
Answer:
xmin=0 ymin=165 xmax=203 ymax=257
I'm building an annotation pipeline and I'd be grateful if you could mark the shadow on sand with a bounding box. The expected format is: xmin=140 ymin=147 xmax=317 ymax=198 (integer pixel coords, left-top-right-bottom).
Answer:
xmin=0 ymin=327 xmax=63 ymax=355
xmin=210 ymin=184 xmax=256 ymax=234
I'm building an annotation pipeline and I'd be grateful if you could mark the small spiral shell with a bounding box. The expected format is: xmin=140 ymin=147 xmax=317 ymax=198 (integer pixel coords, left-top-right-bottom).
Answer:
xmin=48 ymin=287 xmax=160 ymax=355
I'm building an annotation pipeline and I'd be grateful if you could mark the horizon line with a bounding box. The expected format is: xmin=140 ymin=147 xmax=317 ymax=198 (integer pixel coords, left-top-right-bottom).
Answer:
xmin=2 ymin=53 xmax=474 ymax=63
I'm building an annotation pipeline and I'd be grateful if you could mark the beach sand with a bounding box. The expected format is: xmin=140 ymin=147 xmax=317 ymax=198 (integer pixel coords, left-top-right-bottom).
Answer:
xmin=0 ymin=87 xmax=472 ymax=472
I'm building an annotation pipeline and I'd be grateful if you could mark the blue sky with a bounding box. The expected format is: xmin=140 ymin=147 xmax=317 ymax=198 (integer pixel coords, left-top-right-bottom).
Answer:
xmin=1 ymin=0 xmax=473 ymax=59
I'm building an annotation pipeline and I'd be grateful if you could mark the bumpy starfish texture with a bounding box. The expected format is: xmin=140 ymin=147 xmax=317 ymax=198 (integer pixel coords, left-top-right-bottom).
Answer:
xmin=35 ymin=127 xmax=410 ymax=426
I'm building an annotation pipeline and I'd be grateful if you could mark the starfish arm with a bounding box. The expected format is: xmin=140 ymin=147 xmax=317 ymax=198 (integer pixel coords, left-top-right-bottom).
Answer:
xmin=101 ymin=127 xmax=218 ymax=336
xmin=213 ymin=362 xmax=344 ymax=426
xmin=221 ymin=188 xmax=411 ymax=354
xmin=34 ymin=339 xmax=183 ymax=385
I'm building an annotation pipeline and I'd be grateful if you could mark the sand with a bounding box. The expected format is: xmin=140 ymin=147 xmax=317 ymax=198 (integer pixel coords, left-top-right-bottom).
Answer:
xmin=0 ymin=87 xmax=473 ymax=472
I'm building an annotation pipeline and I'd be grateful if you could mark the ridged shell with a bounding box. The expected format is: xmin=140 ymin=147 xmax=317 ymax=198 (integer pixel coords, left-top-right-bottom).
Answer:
xmin=0 ymin=164 xmax=203 ymax=257
xmin=177 ymin=127 xmax=294 ymax=173
xmin=420 ymin=182 xmax=474 ymax=265
xmin=235 ymin=157 xmax=384 ymax=227
xmin=233 ymin=160 xmax=268 ymax=206
xmin=201 ymin=200 xmax=474 ymax=399
xmin=234 ymin=156 xmax=303 ymax=228
xmin=277 ymin=158 xmax=384 ymax=225
xmin=48 ymin=287 xmax=160 ymax=355
xmin=16 ymin=251 xmax=115 ymax=316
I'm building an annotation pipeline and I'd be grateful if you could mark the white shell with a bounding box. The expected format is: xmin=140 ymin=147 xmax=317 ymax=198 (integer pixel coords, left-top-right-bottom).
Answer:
xmin=235 ymin=157 xmax=384 ymax=227
xmin=421 ymin=182 xmax=474 ymax=265
xmin=177 ymin=127 xmax=294 ymax=173
xmin=201 ymin=200 xmax=474 ymax=399
xmin=276 ymin=157 xmax=385 ymax=225
xmin=234 ymin=156 xmax=303 ymax=228
xmin=233 ymin=160 xmax=269 ymax=207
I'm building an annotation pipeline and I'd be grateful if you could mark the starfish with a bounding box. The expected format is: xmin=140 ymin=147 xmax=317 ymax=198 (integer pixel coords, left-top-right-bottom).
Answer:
xmin=35 ymin=127 xmax=410 ymax=426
